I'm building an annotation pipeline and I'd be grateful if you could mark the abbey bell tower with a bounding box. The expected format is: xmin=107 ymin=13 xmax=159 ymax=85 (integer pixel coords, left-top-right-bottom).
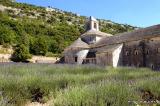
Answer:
xmin=81 ymin=16 xmax=111 ymax=44
xmin=86 ymin=16 xmax=99 ymax=31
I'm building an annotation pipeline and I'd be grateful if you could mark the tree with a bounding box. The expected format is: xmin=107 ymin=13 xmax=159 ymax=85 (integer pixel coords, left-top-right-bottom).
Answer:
xmin=30 ymin=37 xmax=48 ymax=56
xmin=0 ymin=24 xmax=16 ymax=45
xmin=20 ymin=33 xmax=30 ymax=46
xmin=11 ymin=44 xmax=31 ymax=62
xmin=48 ymin=40 xmax=59 ymax=53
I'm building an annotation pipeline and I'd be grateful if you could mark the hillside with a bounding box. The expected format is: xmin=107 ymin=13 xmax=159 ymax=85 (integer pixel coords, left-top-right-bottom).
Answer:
xmin=0 ymin=0 xmax=138 ymax=57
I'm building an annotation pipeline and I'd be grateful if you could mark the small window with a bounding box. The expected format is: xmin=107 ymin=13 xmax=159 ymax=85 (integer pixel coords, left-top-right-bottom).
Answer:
xmin=75 ymin=56 xmax=78 ymax=62
xmin=146 ymin=49 xmax=149 ymax=55
xmin=94 ymin=23 xmax=97 ymax=29
xmin=134 ymin=50 xmax=139 ymax=55
xmin=94 ymin=38 xmax=96 ymax=42
xmin=157 ymin=48 xmax=160 ymax=53
xmin=125 ymin=51 xmax=129 ymax=56
xmin=87 ymin=24 xmax=90 ymax=30
xmin=89 ymin=37 xmax=92 ymax=41
xmin=150 ymin=64 xmax=154 ymax=69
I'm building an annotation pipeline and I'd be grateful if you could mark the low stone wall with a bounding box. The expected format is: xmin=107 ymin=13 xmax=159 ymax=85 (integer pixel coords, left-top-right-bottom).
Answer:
xmin=0 ymin=54 xmax=12 ymax=62
xmin=0 ymin=54 xmax=59 ymax=63
xmin=29 ymin=56 xmax=59 ymax=63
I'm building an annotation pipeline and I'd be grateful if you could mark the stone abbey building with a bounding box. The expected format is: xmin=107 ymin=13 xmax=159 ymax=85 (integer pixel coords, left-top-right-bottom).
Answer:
xmin=63 ymin=16 xmax=160 ymax=70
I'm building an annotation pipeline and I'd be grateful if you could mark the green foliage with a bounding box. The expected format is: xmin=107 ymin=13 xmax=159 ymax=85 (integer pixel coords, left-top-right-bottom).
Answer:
xmin=20 ymin=33 xmax=30 ymax=46
xmin=30 ymin=37 xmax=48 ymax=56
xmin=11 ymin=44 xmax=31 ymax=62
xmin=45 ymin=52 xmax=55 ymax=57
xmin=0 ymin=24 xmax=16 ymax=45
xmin=0 ymin=0 xmax=137 ymax=56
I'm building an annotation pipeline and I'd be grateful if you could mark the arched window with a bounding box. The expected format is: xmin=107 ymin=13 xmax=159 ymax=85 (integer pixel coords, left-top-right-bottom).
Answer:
xmin=94 ymin=23 xmax=97 ymax=29
xmin=150 ymin=64 xmax=154 ymax=69
xmin=75 ymin=56 xmax=78 ymax=62
xmin=146 ymin=49 xmax=149 ymax=55
xmin=134 ymin=50 xmax=139 ymax=55
xmin=90 ymin=37 xmax=92 ymax=41
xmin=86 ymin=23 xmax=90 ymax=30
xmin=157 ymin=48 xmax=160 ymax=53
xmin=125 ymin=51 xmax=129 ymax=56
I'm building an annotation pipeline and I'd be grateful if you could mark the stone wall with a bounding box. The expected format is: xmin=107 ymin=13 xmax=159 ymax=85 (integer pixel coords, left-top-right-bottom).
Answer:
xmin=64 ymin=52 xmax=76 ymax=64
xmin=112 ymin=44 xmax=123 ymax=67
xmin=96 ymin=52 xmax=113 ymax=66
xmin=145 ymin=37 xmax=160 ymax=70
xmin=64 ymin=49 xmax=89 ymax=64
xmin=95 ymin=44 xmax=123 ymax=67
xmin=122 ymin=40 xmax=144 ymax=67
xmin=122 ymin=36 xmax=160 ymax=70
xmin=0 ymin=53 xmax=59 ymax=63
xmin=29 ymin=56 xmax=59 ymax=63
xmin=0 ymin=54 xmax=12 ymax=62
xmin=76 ymin=50 xmax=89 ymax=64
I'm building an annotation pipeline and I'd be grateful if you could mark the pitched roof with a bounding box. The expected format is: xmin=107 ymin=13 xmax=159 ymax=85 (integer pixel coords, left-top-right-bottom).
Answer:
xmin=90 ymin=16 xmax=98 ymax=22
xmin=64 ymin=38 xmax=89 ymax=52
xmin=96 ymin=44 xmax=123 ymax=54
xmin=94 ymin=24 xmax=160 ymax=47
xmin=81 ymin=30 xmax=112 ymax=37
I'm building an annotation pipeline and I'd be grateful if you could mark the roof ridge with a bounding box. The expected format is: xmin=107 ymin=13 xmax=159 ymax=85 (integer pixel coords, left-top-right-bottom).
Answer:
xmin=93 ymin=24 xmax=160 ymax=47
xmin=81 ymin=29 xmax=112 ymax=37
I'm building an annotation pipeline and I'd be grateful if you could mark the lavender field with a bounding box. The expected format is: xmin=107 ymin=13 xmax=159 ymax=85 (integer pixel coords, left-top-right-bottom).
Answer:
xmin=0 ymin=63 xmax=160 ymax=106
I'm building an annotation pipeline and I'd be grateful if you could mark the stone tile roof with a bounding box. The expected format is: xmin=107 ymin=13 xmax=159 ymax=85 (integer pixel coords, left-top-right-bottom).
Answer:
xmin=81 ymin=30 xmax=112 ymax=37
xmin=94 ymin=24 xmax=160 ymax=47
xmin=96 ymin=44 xmax=123 ymax=54
xmin=64 ymin=38 xmax=89 ymax=52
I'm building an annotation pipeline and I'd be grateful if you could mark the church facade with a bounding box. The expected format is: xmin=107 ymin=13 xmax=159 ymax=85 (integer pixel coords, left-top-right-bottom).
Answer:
xmin=63 ymin=16 xmax=160 ymax=70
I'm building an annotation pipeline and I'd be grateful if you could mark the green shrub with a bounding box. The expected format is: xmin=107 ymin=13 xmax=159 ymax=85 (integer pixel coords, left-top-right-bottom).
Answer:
xmin=11 ymin=44 xmax=32 ymax=62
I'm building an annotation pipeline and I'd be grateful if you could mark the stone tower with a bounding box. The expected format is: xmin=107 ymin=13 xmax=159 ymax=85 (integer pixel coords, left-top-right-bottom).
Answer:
xmin=86 ymin=16 xmax=99 ymax=31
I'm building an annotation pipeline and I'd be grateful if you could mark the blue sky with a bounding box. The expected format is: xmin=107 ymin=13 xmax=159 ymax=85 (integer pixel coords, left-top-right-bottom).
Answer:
xmin=16 ymin=0 xmax=160 ymax=27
